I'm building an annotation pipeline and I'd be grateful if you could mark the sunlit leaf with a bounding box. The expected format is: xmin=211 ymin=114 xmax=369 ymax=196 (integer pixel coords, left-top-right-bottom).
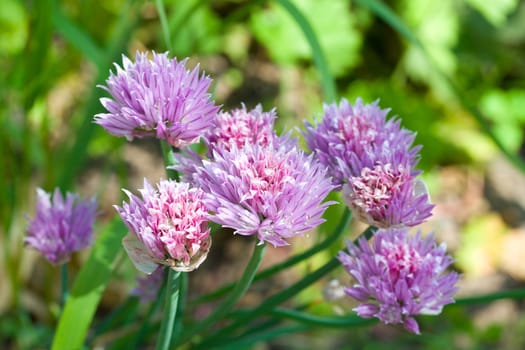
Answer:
xmin=464 ymin=0 xmax=518 ymax=27
xmin=400 ymin=0 xmax=459 ymax=97
xmin=250 ymin=0 xmax=362 ymax=77
xmin=455 ymin=213 xmax=507 ymax=277
xmin=51 ymin=218 xmax=127 ymax=350
xmin=0 ymin=0 xmax=28 ymax=55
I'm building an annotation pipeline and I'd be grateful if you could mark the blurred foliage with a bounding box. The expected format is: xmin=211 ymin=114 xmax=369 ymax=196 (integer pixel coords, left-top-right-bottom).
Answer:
xmin=1 ymin=0 xmax=525 ymax=349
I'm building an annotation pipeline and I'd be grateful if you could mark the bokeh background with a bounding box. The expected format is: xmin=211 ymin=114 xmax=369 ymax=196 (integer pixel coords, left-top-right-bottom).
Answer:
xmin=2 ymin=0 xmax=525 ymax=349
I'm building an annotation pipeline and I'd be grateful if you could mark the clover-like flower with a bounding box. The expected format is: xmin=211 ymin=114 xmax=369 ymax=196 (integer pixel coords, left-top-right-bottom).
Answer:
xmin=303 ymin=98 xmax=420 ymax=188
xmin=95 ymin=51 xmax=220 ymax=148
xmin=342 ymin=163 xmax=433 ymax=228
xmin=116 ymin=179 xmax=211 ymax=273
xmin=25 ymin=188 xmax=98 ymax=265
xmin=206 ymin=104 xmax=278 ymax=153
xmin=338 ymin=228 xmax=460 ymax=334
xmin=188 ymin=142 xmax=335 ymax=247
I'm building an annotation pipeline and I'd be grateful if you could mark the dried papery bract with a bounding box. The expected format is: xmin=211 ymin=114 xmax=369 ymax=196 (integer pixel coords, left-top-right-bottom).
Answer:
xmin=116 ymin=179 xmax=211 ymax=273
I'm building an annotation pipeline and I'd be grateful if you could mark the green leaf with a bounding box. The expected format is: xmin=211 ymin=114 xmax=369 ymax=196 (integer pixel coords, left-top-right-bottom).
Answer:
xmin=464 ymin=0 xmax=518 ymax=27
xmin=51 ymin=218 xmax=127 ymax=350
xmin=400 ymin=0 xmax=459 ymax=97
xmin=0 ymin=0 xmax=28 ymax=55
xmin=51 ymin=0 xmax=105 ymax=70
xmin=479 ymin=89 xmax=525 ymax=151
xmin=250 ymin=0 xmax=362 ymax=77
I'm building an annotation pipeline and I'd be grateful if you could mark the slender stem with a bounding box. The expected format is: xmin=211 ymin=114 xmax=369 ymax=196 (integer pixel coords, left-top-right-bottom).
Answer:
xmin=60 ymin=263 xmax=68 ymax=308
xmin=172 ymin=272 xmax=188 ymax=342
xmin=191 ymin=208 xmax=352 ymax=306
xmin=155 ymin=0 xmax=173 ymax=51
xmin=131 ymin=273 xmax=167 ymax=348
xmin=196 ymin=324 xmax=310 ymax=350
xmin=155 ymin=269 xmax=181 ymax=350
xmin=270 ymin=307 xmax=376 ymax=328
xmin=160 ymin=140 xmax=179 ymax=180
xmin=200 ymin=225 xmax=376 ymax=345
xmin=176 ymin=242 xmax=267 ymax=347
xmin=276 ymin=0 xmax=337 ymax=102
xmin=454 ymin=288 xmax=525 ymax=306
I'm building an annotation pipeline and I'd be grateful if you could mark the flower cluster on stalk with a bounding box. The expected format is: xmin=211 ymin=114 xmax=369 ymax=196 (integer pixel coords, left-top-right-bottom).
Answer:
xmin=305 ymin=98 xmax=458 ymax=333
xmin=25 ymin=188 xmax=98 ymax=265
xmin=22 ymin=51 xmax=458 ymax=335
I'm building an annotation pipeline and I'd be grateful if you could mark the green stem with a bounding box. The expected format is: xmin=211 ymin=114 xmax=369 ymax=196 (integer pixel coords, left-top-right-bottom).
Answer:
xmin=454 ymin=288 xmax=525 ymax=306
xmin=191 ymin=208 xmax=352 ymax=305
xmin=160 ymin=140 xmax=179 ymax=180
xmin=276 ymin=0 xmax=337 ymax=103
xmin=270 ymin=307 xmax=376 ymax=328
xmin=201 ymin=226 xmax=376 ymax=345
xmin=176 ymin=242 xmax=267 ymax=347
xmin=198 ymin=324 xmax=310 ymax=350
xmin=155 ymin=269 xmax=181 ymax=350
xmin=155 ymin=0 xmax=173 ymax=51
xmin=173 ymin=272 xmax=188 ymax=341
xmin=60 ymin=263 xmax=68 ymax=308
xmin=131 ymin=285 xmax=165 ymax=348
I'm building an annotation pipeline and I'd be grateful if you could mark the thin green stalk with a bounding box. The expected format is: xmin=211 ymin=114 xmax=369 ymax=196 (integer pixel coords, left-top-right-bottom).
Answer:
xmin=191 ymin=208 xmax=352 ymax=306
xmin=200 ymin=226 xmax=376 ymax=345
xmin=270 ymin=307 xmax=376 ymax=328
xmin=276 ymin=0 xmax=337 ymax=103
xmin=155 ymin=0 xmax=173 ymax=51
xmin=57 ymin=0 xmax=139 ymax=190
xmin=91 ymin=297 xmax=140 ymax=340
xmin=197 ymin=324 xmax=310 ymax=350
xmin=160 ymin=140 xmax=179 ymax=180
xmin=173 ymin=272 xmax=188 ymax=340
xmin=176 ymin=242 xmax=267 ymax=347
xmin=454 ymin=288 xmax=525 ymax=306
xmin=354 ymin=0 xmax=525 ymax=174
xmin=60 ymin=263 xmax=68 ymax=308
xmin=131 ymin=279 xmax=166 ymax=348
xmin=155 ymin=269 xmax=181 ymax=350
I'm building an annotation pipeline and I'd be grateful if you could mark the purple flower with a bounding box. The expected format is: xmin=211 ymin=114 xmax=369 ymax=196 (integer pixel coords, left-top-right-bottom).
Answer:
xmin=206 ymin=104 xmax=278 ymax=153
xmin=116 ymin=179 xmax=211 ymax=273
xmin=338 ymin=228 xmax=460 ymax=334
xmin=342 ymin=163 xmax=434 ymax=228
xmin=95 ymin=51 xmax=220 ymax=148
xmin=303 ymin=98 xmax=420 ymax=189
xmin=25 ymin=188 xmax=97 ymax=265
xmin=303 ymin=98 xmax=432 ymax=227
xmin=172 ymin=104 xmax=282 ymax=185
xmin=187 ymin=142 xmax=336 ymax=247
xmin=132 ymin=266 xmax=165 ymax=302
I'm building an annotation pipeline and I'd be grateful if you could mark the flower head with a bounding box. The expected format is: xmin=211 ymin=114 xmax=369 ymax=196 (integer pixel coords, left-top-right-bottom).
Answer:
xmin=95 ymin=51 xmax=220 ymax=148
xmin=206 ymin=104 xmax=278 ymax=153
xmin=303 ymin=98 xmax=420 ymax=188
xmin=116 ymin=179 xmax=211 ymax=273
xmin=25 ymin=188 xmax=98 ymax=265
xmin=338 ymin=228 xmax=460 ymax=334
xmin=342 ymin=163 xmax=434 ymax=228
xmin=187 ymin=142 xmax=335 ymax=247
xmin=304 ymin=98 xmax=432 ymax=227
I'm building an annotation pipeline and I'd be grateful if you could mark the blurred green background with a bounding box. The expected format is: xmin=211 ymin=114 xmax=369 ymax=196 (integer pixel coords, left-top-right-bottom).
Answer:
xmin=2 ymin=0 xmax=525 ymax=349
